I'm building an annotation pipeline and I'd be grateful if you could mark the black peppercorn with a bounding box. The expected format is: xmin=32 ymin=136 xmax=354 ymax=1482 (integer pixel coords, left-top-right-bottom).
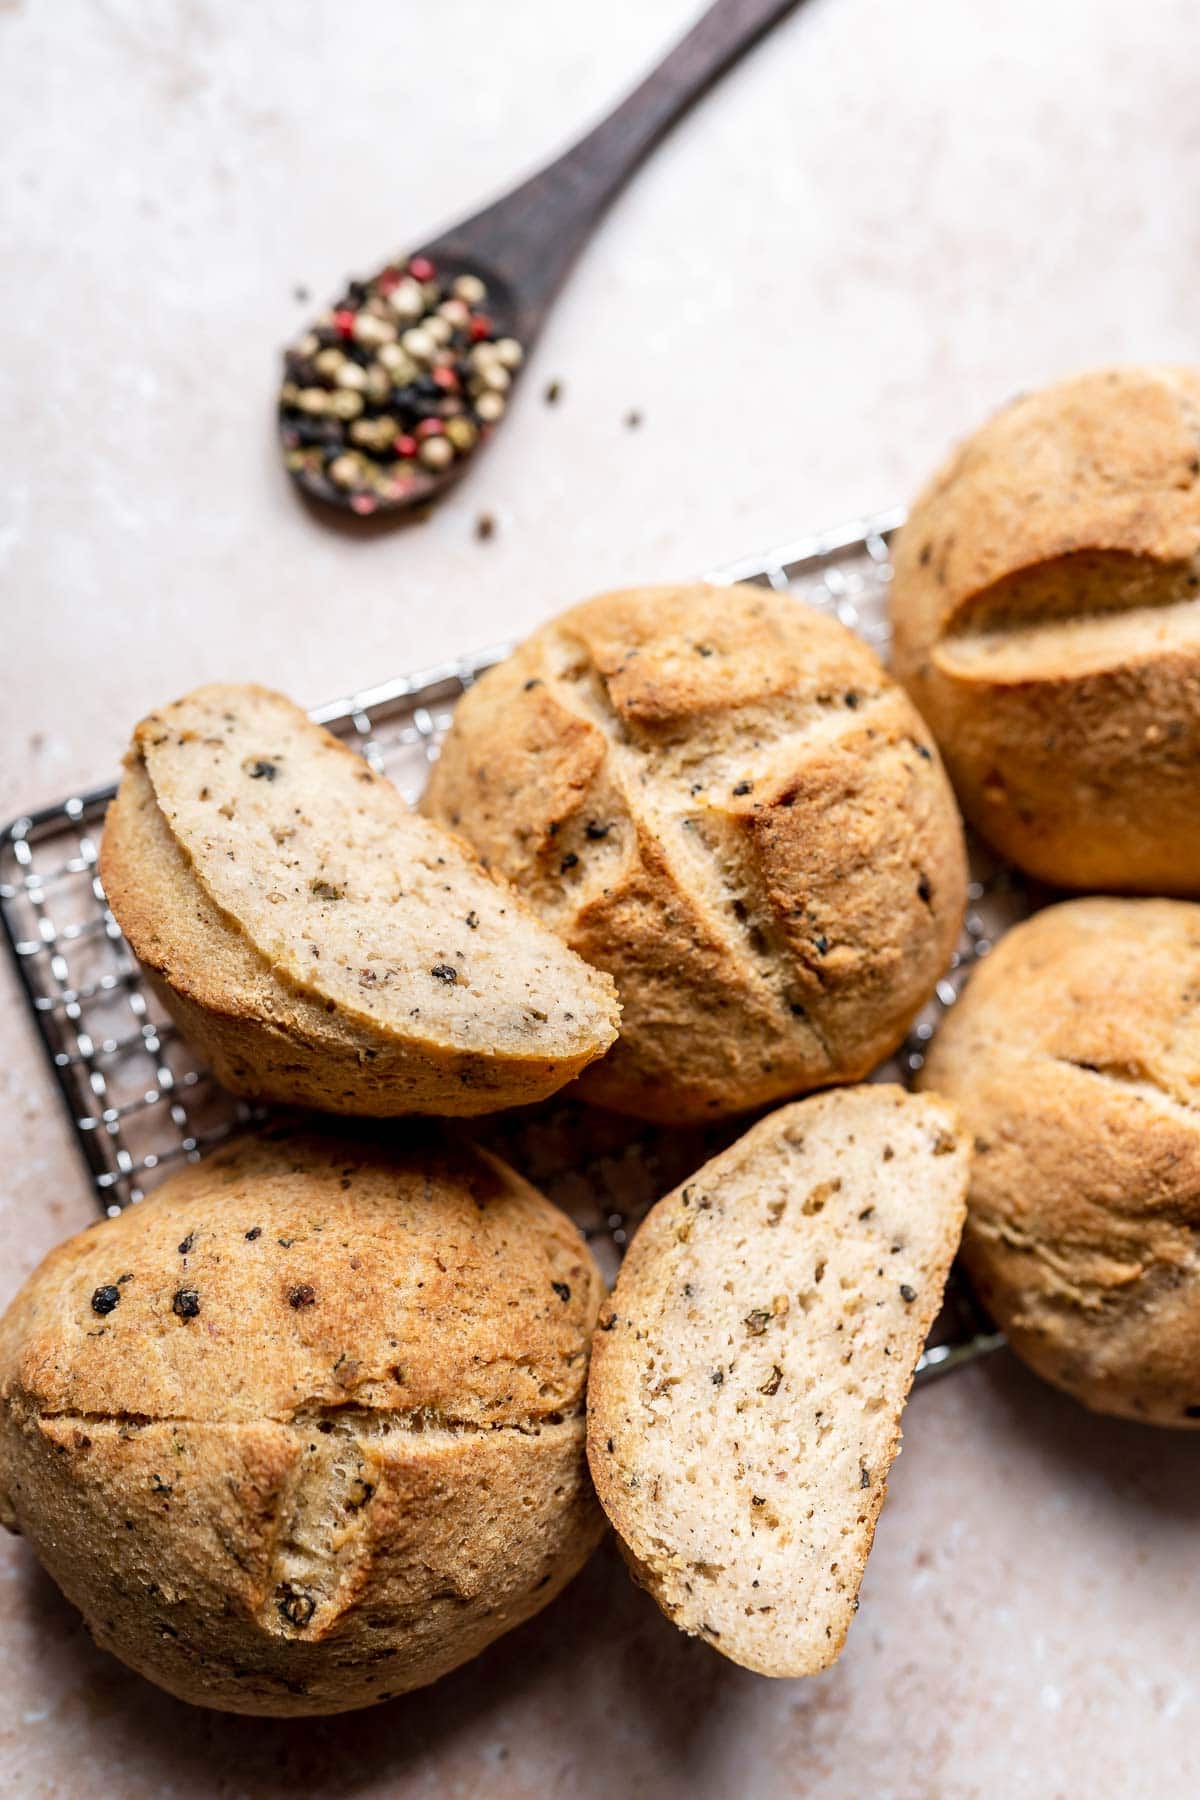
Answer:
xmin=430 ymin=963 xmax=458 ymax=983
xmin=550 ymin=1281 xmax=571 ymax=1303
xmin=277 ymin=1586 xmax=316 ymax=1629
xmin=289 ymin=1284 xmax=317 ymax=1309
xmin=90 ymin=1285 xmax=120 ymax=1317
xmin=172 ymin=1288 xmax=201 ymax=1320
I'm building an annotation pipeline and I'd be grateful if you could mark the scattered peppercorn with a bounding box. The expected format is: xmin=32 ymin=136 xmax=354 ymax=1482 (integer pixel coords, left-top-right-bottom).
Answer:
xmin=465 ymin=911 xmax=479 ymax=929
xmin=474 ymin=511 xmax=496 ymax=541
xmin=246 ymin=759 xmax=279 ymax=781
xmin=245 ymin=1227 xmax=262 ymax=1241
xmin=172 ymin=1288 xmax=201 ymax=1320
xmin=560 ymin=852 xmax=579 ymax=872
xmin=899 ymin=1284 xmax=917 ymax=1302
xmin=732 ymin=781 xmax=752 ymax=796
xmin=584 ymin=820 xmax=611 ymax=840
xmin=917 ymin=876 xmax=933 ymax=904
xmin=280 ymin=256 xmax=522 ymax=512
xmin=430 ymin=963 xmax=458 ymax=983
xmin=177 ymin=1233 xmax=195 ymax=1256
xmin=91 ymin=1285 xmax=120 ymax=1317
xmin=544 ymin=378 xmax=562 ymax=405
xmin=551 ymin=1281 xmax=571 ymax=1303
xmin=289 ymin=1284 xmax=317 ymax=1309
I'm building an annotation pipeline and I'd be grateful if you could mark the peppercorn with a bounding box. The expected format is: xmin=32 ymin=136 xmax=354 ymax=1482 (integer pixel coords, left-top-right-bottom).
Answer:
xmin=91 ymin=1285 xmax=121 ymax=1316
xmin=172 ymin=1288 xmax=201 ymax=1320
xmin=419 ymin=436 xmax=454 ymax=472
xmin=281 ymin=255 xmax=521 ymax=505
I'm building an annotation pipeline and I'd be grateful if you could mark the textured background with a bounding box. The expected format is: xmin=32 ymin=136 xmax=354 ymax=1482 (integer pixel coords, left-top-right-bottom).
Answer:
xmin=2 ymin=0 xmax=1199 ymax=1794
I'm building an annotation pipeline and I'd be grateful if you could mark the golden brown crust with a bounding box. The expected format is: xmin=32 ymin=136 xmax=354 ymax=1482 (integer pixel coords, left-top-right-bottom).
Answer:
xmin=99 ymin=685 xmax=618 ymax=1116
xmin=0 ymin=1126 xmax=605 ymax=1713
xmin=891 ymin=366 xmax=1200 ymax=892
xmin=918 ymin=897 xmax=1200 ymax=1425
xmin=423 ymin=583 xmax=967 ymax=1122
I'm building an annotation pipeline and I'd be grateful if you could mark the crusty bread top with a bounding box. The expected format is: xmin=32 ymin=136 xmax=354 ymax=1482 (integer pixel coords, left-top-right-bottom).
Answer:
xmin=424 ymin=584 xmax=966 ymax=1120
xmin=0 ymin=1126 xmax=602 ymax=1430
xmin=118 ymin=683 xmax=618 ymax=1063
xmin=892 ymin=364 xmax=1200 ymax=678
xmin=586 ymin=1086 xmax=969 ymax=1675
xmin=919 ymin=898 xmax=1200 ymax=1424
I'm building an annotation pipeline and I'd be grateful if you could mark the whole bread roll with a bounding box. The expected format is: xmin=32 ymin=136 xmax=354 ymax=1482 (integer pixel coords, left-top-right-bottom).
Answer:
xmin=0 ymin=1127 xmax=605 ymax=1714
xmin=919 ymin=898 xmax=1200 ymax=1425
xmin=422 ymin=583 xmax=966 ymax=1123
xmin=891 ymin=366 xmax=1200 ymax=893
xmin=99 ymin=683 xmax=619 ymax=1117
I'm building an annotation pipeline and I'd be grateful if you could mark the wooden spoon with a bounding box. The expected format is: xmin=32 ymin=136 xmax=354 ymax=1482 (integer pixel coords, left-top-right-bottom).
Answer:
xmin=279 ymin=0 xmax=806 ymax=518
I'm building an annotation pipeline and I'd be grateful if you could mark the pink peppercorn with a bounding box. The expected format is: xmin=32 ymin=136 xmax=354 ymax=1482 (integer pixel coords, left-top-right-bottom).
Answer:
xmin=415 ymin=418 xmax=444 ymax=439
xmin=408 ymin=255 xmax=435 ymax=282
xmin=334 ymin=309 xmax=356 ymax=339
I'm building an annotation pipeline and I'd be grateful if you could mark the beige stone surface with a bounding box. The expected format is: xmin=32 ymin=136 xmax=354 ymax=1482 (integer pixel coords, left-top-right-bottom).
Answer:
xmin=1 ymin=0 xmax=1198 ymax=1792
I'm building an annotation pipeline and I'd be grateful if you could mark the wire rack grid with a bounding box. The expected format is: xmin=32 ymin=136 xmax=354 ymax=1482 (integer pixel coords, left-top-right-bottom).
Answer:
xmin=0 ymin=505 xmax=1007 ymax=1382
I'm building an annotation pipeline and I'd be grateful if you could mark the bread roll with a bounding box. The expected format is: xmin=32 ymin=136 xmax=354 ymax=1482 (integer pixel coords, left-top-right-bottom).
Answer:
xmin=919 ymin=898 xmax=1200 ymax=1425
xmin=0 ymin=1126 xmax=605 ymax=1714
xmin=891 ymin=366 xmax=1200 ymax=892
xmin=587 ymin=1086 xmax=970 ymax=1674
xmin=423 ymin=583 xmax=967 ymax=1123
xmin=99 ymin=684 xmax=619 ymax=1115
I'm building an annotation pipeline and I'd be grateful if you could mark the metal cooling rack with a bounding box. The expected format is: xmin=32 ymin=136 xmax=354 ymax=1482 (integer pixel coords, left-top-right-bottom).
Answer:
xmin=0 ymin=506 xmax=1007 ymax=1382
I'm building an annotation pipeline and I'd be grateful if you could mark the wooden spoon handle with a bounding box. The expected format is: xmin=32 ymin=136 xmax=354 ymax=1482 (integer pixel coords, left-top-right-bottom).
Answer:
xmin=423 ymin=0 xmax=806 ymax=338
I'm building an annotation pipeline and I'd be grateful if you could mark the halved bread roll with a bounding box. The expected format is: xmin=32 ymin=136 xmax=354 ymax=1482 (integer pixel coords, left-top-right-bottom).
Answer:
xmin=586 ymin=1085 xmax=969 ymax=1675
xmin=99 ymin=684 xmax=619 ymax=1115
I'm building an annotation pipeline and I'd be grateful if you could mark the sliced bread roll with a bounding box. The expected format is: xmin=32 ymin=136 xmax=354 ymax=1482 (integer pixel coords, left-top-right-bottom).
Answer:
xmin=99 ymin=684 xmax=619 ymax=1115
xmin=587 ymin=1085 xmax=970 ymax=1676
